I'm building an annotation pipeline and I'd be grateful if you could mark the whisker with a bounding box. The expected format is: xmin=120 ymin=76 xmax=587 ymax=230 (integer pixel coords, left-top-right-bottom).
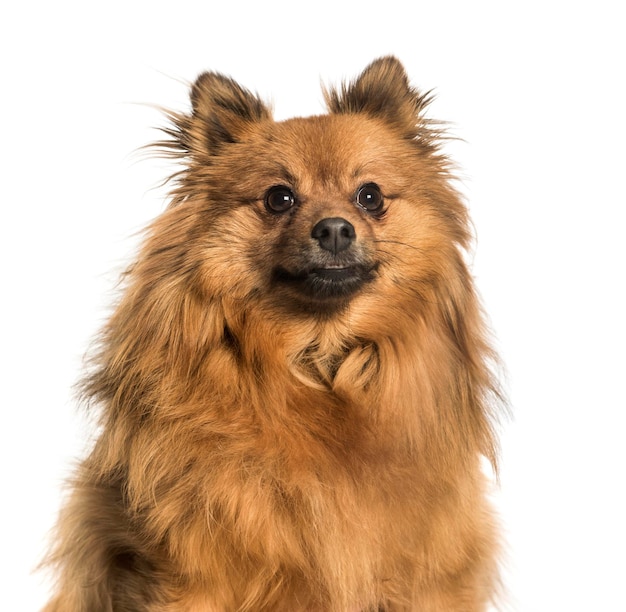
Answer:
xmin=373 ymin=239 xmax=424 ymax=253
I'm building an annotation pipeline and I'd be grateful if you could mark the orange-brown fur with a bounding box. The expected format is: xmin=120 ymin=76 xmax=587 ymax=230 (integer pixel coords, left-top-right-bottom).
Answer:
xmin=44 ymin=57 xmax=502 ymax=611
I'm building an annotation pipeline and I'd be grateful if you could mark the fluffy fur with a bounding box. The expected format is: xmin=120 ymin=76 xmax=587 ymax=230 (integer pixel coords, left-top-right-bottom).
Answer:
xmin=44 ymin=57 xmax=502 ymax=611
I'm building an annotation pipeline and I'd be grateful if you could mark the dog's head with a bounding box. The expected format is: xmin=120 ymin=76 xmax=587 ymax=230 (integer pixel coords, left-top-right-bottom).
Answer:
xmin=152 ymin=57 xmax=471 ymax=323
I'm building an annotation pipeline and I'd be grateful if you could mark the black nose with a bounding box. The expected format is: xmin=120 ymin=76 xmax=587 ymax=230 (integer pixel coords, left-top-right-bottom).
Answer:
xmin=311 ymin=217 xmax=356 ymax=254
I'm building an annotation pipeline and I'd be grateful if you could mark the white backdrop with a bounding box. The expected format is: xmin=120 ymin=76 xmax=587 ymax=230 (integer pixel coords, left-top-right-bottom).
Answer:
xmin=2 ymin=1 xmax=624 ymax=610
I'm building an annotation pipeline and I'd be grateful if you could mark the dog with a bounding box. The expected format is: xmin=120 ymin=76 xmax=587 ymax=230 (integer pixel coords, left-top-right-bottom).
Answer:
xmin=44 ymin=57 xmax=502 ymax=611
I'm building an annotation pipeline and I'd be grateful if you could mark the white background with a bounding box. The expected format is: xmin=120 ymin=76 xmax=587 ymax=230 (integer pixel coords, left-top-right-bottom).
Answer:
xmin=2 ymin=1 xmax=625 ymax=610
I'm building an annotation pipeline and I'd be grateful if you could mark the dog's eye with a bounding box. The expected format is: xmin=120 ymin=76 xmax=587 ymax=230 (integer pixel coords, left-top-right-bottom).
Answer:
xmin=265 ymin=185 xmax=296 ymax=213
xmin=356 ymin=183 xmax=384 ymax=213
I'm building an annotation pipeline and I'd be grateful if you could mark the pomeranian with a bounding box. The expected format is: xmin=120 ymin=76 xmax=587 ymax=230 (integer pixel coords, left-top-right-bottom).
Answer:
xmin=44 ymin=57 xmax=502 ymax=611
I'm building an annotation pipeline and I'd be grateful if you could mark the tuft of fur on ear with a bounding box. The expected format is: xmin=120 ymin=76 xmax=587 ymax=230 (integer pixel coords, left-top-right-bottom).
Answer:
xmin=324 ymin=56 xmax=433 ymax=141
xmin=189 ymin=71 xmax=272 ymax=150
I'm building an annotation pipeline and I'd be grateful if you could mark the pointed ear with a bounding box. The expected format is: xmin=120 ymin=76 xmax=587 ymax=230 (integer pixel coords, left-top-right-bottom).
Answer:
xmin=324 ymin=56 xmax=432 ymax=140
xmin=190 ymin=71 xmax=272 ymax=150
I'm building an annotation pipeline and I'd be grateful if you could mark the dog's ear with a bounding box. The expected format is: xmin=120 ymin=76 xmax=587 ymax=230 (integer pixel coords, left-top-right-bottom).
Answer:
xmin=190 ymin=72 xmax=272 ymax=150
xmin=324 ymin=56 xmax=432 ymax=140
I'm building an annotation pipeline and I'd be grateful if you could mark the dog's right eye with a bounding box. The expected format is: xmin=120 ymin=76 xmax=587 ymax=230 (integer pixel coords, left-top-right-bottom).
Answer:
xmin=264 ymin=186 xmax=296 ymax=214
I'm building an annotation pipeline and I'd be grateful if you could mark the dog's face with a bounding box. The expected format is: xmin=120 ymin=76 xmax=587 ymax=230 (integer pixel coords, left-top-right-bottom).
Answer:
xmin=159 ymin=58 xmax=470 ymax=321
xmin=200 ymin=115 xmax=430 ymax=315
xmin=257 ymin=117 xmax=386 ymax=306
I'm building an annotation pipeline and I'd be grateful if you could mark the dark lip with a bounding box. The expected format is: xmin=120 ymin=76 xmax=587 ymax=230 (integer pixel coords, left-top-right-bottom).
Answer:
xmin=311 ymin=267 xmax=355 ymax=281
xmin=273 ymin=263 xmax=378 ymax=300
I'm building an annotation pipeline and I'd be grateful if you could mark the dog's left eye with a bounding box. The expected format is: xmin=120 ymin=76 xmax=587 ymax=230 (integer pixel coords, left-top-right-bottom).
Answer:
xmin=265 ymin=185 xmax=296 ymax=214
xmin=356 ymin=183 xmax=384 ymax=213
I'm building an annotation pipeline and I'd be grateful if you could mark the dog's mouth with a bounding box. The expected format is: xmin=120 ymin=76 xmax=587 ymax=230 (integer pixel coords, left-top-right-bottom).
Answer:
xmin=312 ymin=265 xmax=358 ymax=281
xmin=273 ymin=262 xmax=378 ymax=301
